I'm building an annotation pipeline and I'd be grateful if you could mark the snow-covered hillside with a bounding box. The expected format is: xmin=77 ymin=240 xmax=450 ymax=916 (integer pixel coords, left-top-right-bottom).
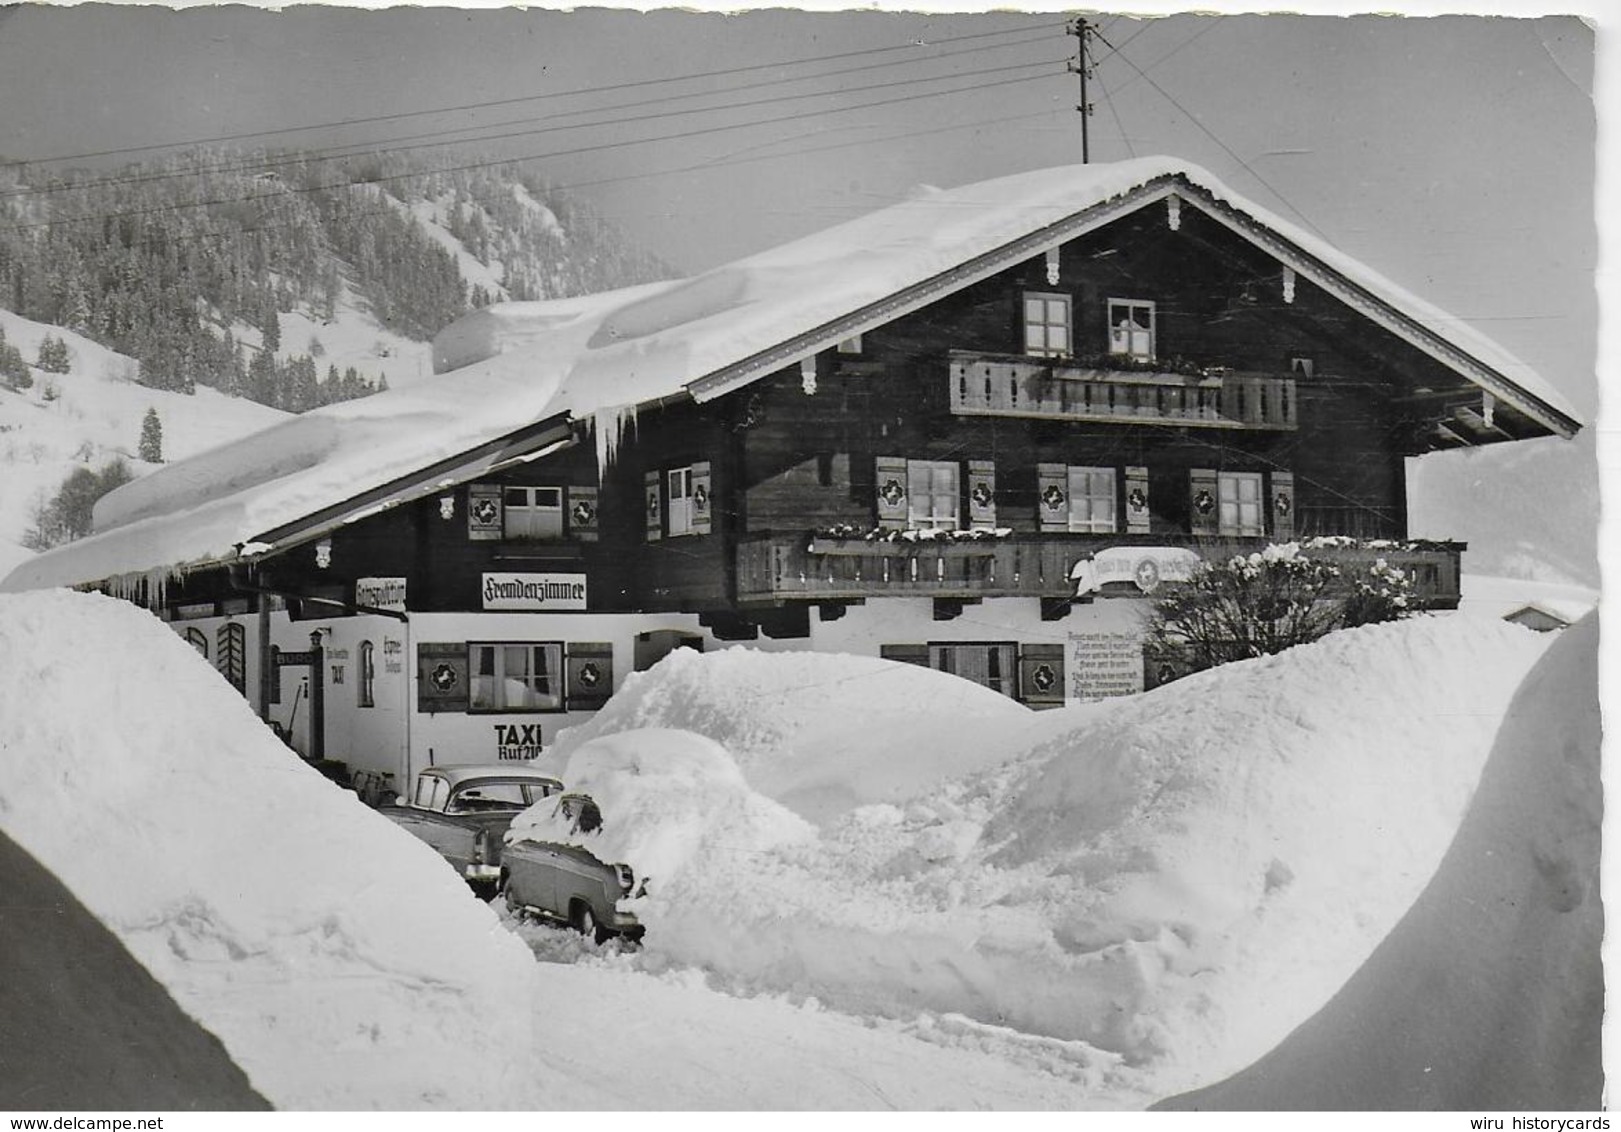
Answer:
xmin=1 ymin=590 xmax=1589 ymax=1110
xmin=0 ymin=310 xmax=288 ymax=576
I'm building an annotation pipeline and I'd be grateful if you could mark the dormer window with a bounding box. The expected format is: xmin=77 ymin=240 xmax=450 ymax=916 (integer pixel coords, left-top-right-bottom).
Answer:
xmin=1108 ymin=298 xmax=1155 ymax=361
xmin=1023 ymin=293 xmax=1072 ymax=358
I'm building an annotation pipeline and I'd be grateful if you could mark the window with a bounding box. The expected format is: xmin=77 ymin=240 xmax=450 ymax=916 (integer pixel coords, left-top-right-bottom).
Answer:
xmin=1290 ymin=356 xmax=1314 ymax=378
xmin=929 ymin=643 xmax=1017 ymax=698
xmin=666 ymin=467 xmax=694 ymax=536
xmin=503 ymin=486 xmax=563 ymax=540
xmin=184 ymin=627 xmax=208 ymax=659
xmin=907 ymin=459 xmax=959 ymax=530
xmin=1066 ymin=467 xmax=1117 ymax=533
xmin=358 ymin=640 xmax=376 ymax=708
xmin=470 ymin=643 xmax=564 ymax=712
xmin=1107 ymin=298 xmax=1156 ymax=360
xmin=1218 ymin=472 xmax=1265 ymax=536
xmin=837 ymin=334 xmax=863 ymax=354
xmin=1023 ymin=292 xmax=1072 ymax=357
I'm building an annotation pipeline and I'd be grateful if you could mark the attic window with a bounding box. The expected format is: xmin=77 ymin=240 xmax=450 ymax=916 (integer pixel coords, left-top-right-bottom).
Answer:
xmin=503 ymin=486 xmax=563 ymax=540
xmin=1023 ymin=292 xmax=1072 ymax=358
xmin=1107 ymin=299 xmax=1155 ymax=361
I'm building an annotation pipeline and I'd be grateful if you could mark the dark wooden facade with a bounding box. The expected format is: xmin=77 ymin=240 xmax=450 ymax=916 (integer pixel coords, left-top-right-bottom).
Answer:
xmin=168 ymin=195 xmax=1475 ymax=629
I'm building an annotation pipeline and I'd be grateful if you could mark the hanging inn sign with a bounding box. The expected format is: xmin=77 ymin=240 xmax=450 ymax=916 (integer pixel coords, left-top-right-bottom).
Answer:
xmin=1069 ymin=546 xmax=1202 ymax=598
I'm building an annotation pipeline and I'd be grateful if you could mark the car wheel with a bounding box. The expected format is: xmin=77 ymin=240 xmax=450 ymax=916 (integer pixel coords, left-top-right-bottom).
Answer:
xmin=574 ymin=903 xmax=606 ymax=944
xmin=502 ymin=878 xmax=524 ymax=919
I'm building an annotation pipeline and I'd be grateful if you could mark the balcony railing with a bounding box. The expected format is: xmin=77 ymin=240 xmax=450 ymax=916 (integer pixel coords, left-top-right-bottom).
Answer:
xmin=735 ymin=531 xmax=1461 ymax=609
xmin=948 ymin=350 xmax=1297 ymax=430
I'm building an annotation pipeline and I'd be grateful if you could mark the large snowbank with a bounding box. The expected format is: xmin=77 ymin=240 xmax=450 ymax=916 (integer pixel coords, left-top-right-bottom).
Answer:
xmin=6 ymin=156 xmax=1573 ymax=595
xmin=1157 ymin=614 xmax=1602 ymax=1109
xmin=548 ymin=647 xmax=1036 ymax=822
xmin=0 ymin=590 xmax=544 ymax=1110
xmin=533 ymin=615 xmax=1556 ymax=1098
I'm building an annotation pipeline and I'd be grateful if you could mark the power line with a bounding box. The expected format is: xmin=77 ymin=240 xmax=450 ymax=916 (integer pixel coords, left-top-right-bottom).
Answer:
xmin=1 ymin=67 xmax=1066 ymax=234
xmin=3 ymin=19 xmax=1069 ymax=171
xmin=1087 ymin=42 xmax=1138 ymax=161
xmin=1091 ymin=25 xmax=1331 ymax=242
xmin=4 ymin=47 xmax=1066 ymax=202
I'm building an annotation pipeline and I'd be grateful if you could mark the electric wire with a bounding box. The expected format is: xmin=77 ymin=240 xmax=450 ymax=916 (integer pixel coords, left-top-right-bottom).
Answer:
xmin=1091 ymin=25 xmax=1332 ymax=242
xmin=0 ymin=67 xmax=1067 ymax=234
xmin=1086 ymin=41 xmax=1138 ymax=160
xmin=3 ymin=48 xmax=1067 ymax=202
xmin=4 ymin=31 xmax=1065 ymax=200
xmin=3 ymin=19 xmax=1069 ymax=170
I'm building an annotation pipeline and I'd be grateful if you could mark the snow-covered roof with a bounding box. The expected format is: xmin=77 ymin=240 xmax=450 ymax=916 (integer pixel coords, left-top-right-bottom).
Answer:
xmin=2 ymin=156 xmax=1581 ymax=595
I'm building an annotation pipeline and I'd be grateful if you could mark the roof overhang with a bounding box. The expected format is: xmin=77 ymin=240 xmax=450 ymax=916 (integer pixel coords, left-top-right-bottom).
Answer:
xmin=684 ymin=173 xmax=1579 ymax=442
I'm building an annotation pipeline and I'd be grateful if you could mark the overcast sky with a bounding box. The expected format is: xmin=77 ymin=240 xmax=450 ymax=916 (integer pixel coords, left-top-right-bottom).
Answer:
xmin=0 ymin=4 xmax=1599 ymax=422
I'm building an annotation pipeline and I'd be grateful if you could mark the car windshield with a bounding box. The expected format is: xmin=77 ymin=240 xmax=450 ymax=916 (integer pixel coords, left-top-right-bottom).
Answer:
xmin=447 ymin=780 xmax=545 ymax=813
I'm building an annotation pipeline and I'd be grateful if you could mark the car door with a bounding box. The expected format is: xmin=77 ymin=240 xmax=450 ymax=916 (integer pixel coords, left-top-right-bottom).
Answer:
xmin=506 ymin=839 xmax=560 ymax=914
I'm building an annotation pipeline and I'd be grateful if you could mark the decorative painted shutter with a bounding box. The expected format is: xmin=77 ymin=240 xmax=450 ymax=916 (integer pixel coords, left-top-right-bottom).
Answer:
xmin=875 ymin=456 xmax=908 ymax=530
xmin=1018 ymin=643 xmax=1065 ymax=708
xmin=1189 ymin=468 xmax=1219 ymax=536
xmin=967 ymin=459 xmax=997 ymax=529
xmin=468 ymin=484 xmax=503 ymax=540
xmin=1125 ymin=465 xmax=1151 ymax=534
xmin=565 ymin=642 xmax=614 ymax=711
xmin=690 ymin=461 xmax=713 ymax=535
xmin=879 ymin=643 xmax=929 ymax=668
xmin=417 ymin=642 xmax=469 ymax=713
xmin=643 ymin=470 xmax=662 ymax=541
xmin=1037 ymin=462 xmax=1069 ymax=532
xmin=216 ymin=622 xmax=246 ymax=694
xmin=1270 ymin=471 xmax=1296 ymax=540
xmin=568 ymin=485 xmax=600 ymax=542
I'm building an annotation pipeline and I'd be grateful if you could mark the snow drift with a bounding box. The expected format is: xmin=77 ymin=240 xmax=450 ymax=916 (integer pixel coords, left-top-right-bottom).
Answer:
xmin=1155 ymin=613 xmax=1603 ymax=1110
xmin=548 ymin=647 xmax=1035 ymax=822
xmin=0 ymin=590 xmax=544 ymax=1110
xmin=541 ymin=615 xmax=1557 ymax=1097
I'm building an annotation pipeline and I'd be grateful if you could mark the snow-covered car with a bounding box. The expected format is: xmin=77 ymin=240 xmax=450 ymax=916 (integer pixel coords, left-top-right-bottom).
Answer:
xmin=384 ymin=765 xmax=563 ymax=898
xmin=500 ymin=793 xmax=643 ymax=944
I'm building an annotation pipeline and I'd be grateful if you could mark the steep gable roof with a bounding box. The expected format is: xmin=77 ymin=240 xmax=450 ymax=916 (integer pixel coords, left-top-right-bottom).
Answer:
xmin=2 ymin=156 xmax=1582 ymax=595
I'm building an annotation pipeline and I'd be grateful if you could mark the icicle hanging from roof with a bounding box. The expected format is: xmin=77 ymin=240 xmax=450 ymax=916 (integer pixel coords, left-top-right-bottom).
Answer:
xmin=592 ymin=404 xmax=640 ymax=478
xmin=103 ymin=562 xmax=190 ymax=610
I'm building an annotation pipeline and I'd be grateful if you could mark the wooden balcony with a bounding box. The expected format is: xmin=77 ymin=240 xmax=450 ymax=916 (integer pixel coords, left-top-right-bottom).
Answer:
xmin=948 ymin=350 xmax=1298 ymax=430
xmin=734 ymin=531 xmax=1461 ymax=609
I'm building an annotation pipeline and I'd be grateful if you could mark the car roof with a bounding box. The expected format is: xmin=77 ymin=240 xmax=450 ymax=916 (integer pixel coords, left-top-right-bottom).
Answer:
xmin=419 ymin=764 xmax=564 ymax=790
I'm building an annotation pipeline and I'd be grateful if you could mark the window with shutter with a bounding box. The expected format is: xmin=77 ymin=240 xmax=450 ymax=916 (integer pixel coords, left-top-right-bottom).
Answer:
xmin=906 ymin=460 xmax=959 ymax=530
xmin=1107 ymin=298 xmax=1156 ymax=360
xmin=1218 ymin=472 xmax=1265 ymax=536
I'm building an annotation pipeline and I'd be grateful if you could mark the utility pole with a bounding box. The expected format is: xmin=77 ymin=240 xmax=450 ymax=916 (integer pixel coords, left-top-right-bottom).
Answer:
xmin=1067 ymin=17 xmax=1092 ymax=163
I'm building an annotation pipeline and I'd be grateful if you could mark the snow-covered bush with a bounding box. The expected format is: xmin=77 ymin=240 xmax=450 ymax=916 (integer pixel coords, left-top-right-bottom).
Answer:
xmin=1145 ymin=543 xmax=1412 ymax=678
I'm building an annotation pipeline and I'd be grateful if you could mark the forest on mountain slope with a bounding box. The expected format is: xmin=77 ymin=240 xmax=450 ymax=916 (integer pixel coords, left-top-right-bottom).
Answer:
xmin=0 ymin=149 xmax=671 ymax=411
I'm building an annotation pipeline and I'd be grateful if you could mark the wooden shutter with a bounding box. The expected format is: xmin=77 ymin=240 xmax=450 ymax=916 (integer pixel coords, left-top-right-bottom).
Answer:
xmin=1189 ymin=468 xmax=1219 ymax=535
xmin=879 ymin=643 xmax=929 ymax=668
xmin=1270 ymin=471 xmax=1296 ymax=540
xmin=875 ymin=456 xmax=908 ymax=530
xmin=644 ymin=470 xmax=662 ymax=541
xmin=565 ymin=642 xmax=614 ymax=711
xmin=967 ymin=459 xmax=997 ymax=529
xmin=568 ymin=485 xmax=600 ymax=542
xmin=1125 ymin=465 xmax=1150 ymax=534
xmin=468 ymin=484 xmax=503 ymax=541
xmin=417 ymin=643 xmax=469 ymax=713
xmin=216 ymin=622 xmax=246 ymax=694
xmin=690 ymin=460 xmax=713 ymax=535
xmin=1018 ymin=643 xmax=1065 ymax=708
xmin=1037 ymin=462 xmax=1069 ymax=532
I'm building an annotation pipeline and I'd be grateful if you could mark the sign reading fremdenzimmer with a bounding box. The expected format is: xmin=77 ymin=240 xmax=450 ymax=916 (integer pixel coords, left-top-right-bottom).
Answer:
xmin=481 ymin=572 xmax=588 ymax=611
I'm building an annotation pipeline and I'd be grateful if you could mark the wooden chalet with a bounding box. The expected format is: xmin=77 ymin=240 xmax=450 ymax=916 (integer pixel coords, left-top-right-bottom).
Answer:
xmin=2 ymin=157 xmax=1581 ymax=792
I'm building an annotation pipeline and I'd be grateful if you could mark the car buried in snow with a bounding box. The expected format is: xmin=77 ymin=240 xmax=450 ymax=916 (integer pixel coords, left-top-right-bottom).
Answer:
xmin=499 ymin=793 xmax=644 ymax=944
xmin=383 ymin=765 xmax=563 ymax=898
